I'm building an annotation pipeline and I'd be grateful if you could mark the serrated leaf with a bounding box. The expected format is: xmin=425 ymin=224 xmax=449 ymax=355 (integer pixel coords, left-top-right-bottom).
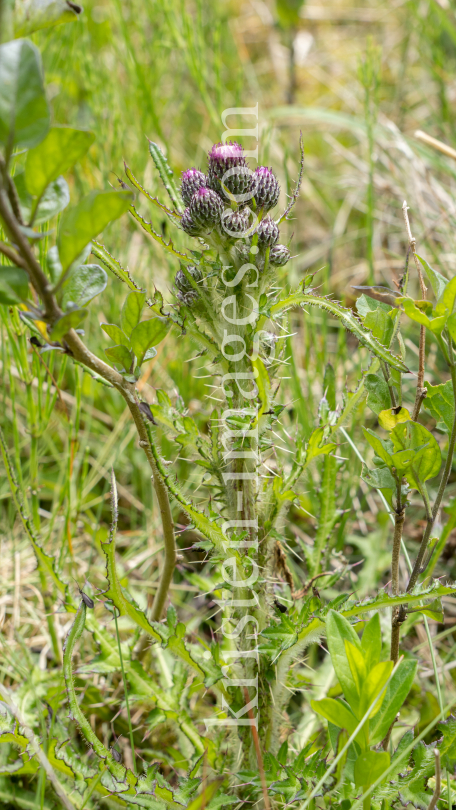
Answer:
xmin=148 ymin=140 xmax=183 ymax=213
xmin=91 ymin=241 xmax=144 ymax=292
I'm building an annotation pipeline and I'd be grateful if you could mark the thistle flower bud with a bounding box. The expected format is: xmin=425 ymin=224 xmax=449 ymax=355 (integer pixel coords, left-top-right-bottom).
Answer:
xmin=269 ymin=244 xmax=291 ymax=266
xmin=256 ymin=215 xmax=279 ymax=247
xmin=181 ymin=208 xmax=200 ymax=236
xmin=253 ymin=166 xmax=280 ymax=212
xmin=220 ymin=207 xmax=250 ymax=237
xmin=174 ymin=265 xmax=202 ymax=294
xmin=177 ymin=290 xmax=199 ymax=307
xmin=207 ymin=141 xmax=254 ymax=200
xmin=181 ymin=168 xmax=207 ymax=207
xmin=190 ymin=187 xmax=224 ymax=228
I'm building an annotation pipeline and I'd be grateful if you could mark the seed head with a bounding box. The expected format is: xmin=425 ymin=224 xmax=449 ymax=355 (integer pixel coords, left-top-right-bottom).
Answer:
xmin=190 ymin=187 xmax=224 ymax=228
xmin=256 ymin=215 xmax=279 ymax=247
xmin=181 ymin=168 xmax=207 ymax=207
xmin=253 ymin=166 xmax=280 ymax=212
xmin=207 ymin=141 xmax=254 ymax=200
xmin=269 ymin=244 xmax=291 ymax=266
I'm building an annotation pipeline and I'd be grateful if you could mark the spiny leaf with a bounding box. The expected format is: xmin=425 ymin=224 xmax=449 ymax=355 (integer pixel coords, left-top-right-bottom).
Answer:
xmin=147 ymin=140 xmax=184 ymax=213
xmin=91 ymin=240 xmax=144 ymax=292
xmin=129 ymin=204 xmax=188 ymax=260
xmin=271 ymin=289 xmax=409 ymax=373
xmin=124 ymin=162 xmax=181 ymax=221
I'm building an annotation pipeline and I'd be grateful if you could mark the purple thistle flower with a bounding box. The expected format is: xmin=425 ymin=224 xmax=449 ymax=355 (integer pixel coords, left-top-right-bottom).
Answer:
xmin=189 ymin=187 xmax=224 ymax=228
xmin=181 ymin=168 xmax=207 ymax=207
xmin=253 ymin=166 xmax=280 ymax=212
xmin=207 ymin=141 xmax=254 ymax=200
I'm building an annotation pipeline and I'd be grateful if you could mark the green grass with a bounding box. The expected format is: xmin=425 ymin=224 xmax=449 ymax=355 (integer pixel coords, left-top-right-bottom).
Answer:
xmin=2 ymin=0 xmax=456 ymax=806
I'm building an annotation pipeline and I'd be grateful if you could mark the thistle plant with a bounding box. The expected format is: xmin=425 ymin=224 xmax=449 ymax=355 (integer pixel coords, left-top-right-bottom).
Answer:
xmin=2 ymin=22 xmax=456 ymax=810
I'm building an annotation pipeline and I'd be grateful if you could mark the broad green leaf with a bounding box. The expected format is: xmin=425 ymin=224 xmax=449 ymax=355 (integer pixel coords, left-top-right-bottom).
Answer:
xmin=417 ymin=254 xmax=447 ymax=300
xmin=410 ymin=597 xmax=444 ymax=622
xmin=442 ymin=275 xmax=456 ymax=314
xmin=356 ymin=293 xmax=391 ymax=319
xmin=61 ymin=264 xmax=107 ymax=308
xmin=359 ymin=660 xmax=393 ymax=718
xmin=369 ymin=660 xmax=417 ymax=745
xmin=50 ymin=308 xmax=88 ymax=340
xmin=25 ymin=126 xmax=95 ymax=198
xmin=105 ymin=345 xmax=133 ymax=371
xmin=120 ymin=291 xmax=146 ymax=337
xmin=14 ymin=171 xmax=70 ymax=225
xmin=364 ymin=307 xmax=394 ymax=347
xmin=344 ymin=641 xmax=366 ymax=698
xmin=447 ymin=312 xmax=456 ymax=345
xmin=15 ymin=0 xmax=81 ymax=36
xmin=400 ymin=297 xmax=448 ymax=335
xmin=326 ymin=610 xmax=361 ymax=708
xmin=0 ymin=39 xmax=49 ymax=150
xmin=365 ymin=373 xmax=391 ymax=415
xmin=363 ymin=427 xmax=393 ymax=468
xmin=361 ymin=465 xmax=396 ymax=505
xmin=101 ymin=323 xmax=130 ymax=348
xmin=130 ymin=317 xmax=170 ymax=364
xmin=378 ymin=407 xmax=410 ymax=430
xmin=354 ymin=750 xmax=390 ymax=788
xmin=57 ymin=189 xmax=133 ymax=272
xmin=0 ymin=266 xmax=29 ymax=305
xmin=391 ymin=421 xmax=441 ymax=488
xmin=311 ymin=698 xmax=358 ymax=736
xmin=361 ymin=613 xmax=381 ymax=670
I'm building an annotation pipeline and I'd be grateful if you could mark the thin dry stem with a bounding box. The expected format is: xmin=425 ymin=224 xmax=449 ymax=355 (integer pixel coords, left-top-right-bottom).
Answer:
xmin=402 ymin=201 xmax=427 ymax=421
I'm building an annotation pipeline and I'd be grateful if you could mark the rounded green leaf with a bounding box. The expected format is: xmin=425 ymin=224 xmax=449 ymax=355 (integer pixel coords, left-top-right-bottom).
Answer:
xmin=25 ymin=126 xmax=95 ymax=199
xmin=61 ymin=264 xmax=107 ymax=309
xmin=0 ymin=266 xmax=29 ymax=305
xmin=101 ymin=323 xmax=130 ymax=348
xmin=391 ymin=421 xmax=441 ymax=487
xmin=105 ymin=345 xmax=133 ymax=372
xmin=14 ymin=172 xmax=70 ymax=225
xmin=130 ymin=317 xmax=170 ymax=364
xmin=120 ymin=291 xmax=146 ymax=337
xmin=50 ymin=308 xmax=88 ymax=340
xmin=354 ymin=750 xmax=390 ymax=788
xmin=57 ymin=189 xmax=133 ymax=272
xmin=0 ymin=39 xmax=50 ymax=150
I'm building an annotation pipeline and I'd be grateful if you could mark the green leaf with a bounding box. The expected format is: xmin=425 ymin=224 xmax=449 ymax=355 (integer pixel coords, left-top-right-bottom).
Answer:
xmin=326 ymin=610 xmax=361 ymax=708
xmin=91 ymin=240 xmax=144 ymax=292
xmin=120 ymin=291 xmax=146 ymax=337
xmin=390 ymin=421 xmax=441 ymax=488
xmin=361 ymin=464 xmax=396 ymax=499
xmin=57 ymin=189 xmax=133 ymax=272
xmin=14 ymin=170 xmax=70 ymax=225
xmin=378 ymin=407 xmax=411 ymax=431
xmin=400 ymin=297 xmax=448 ymax=335
xmin=0 ymin=39 xmax=49 ymax=151
xmin=0 ymin=266 xmax=29 ymax=305
xmin=148 ymin=140 xmax=183 ymax=212
xmin=369 ymin=660 xmax=417 ymax=746
xmin=354 ymin=750 xmax=390 ymax=788
xmin=361 ymin=613 xmax=381 ymax=670
xmin=101 ymin=323 xmax=130 ymax=348
xmin=25 ymin=126 xmax=94 ymax=199
xmin=441 ymin=275 xmax=456 ymax=314
xmin=311 ymin=698 xmax=358 ymax=736
xmin=362 ymin=427 xmax=393 ymax=468
xmin=365 ymin=373 xmax=391 ymax=415
xmin=14 ymin=0 xmax=82 ymax=36
xmin=50 ymin=308 xmax=88 ymax=340
xmin=359 ymin=660 xmax=393 ymax=718
xmin=61 ymin=264 xmax=107 ymax=308
xmin=364 ymin=307 xmax=394 ymax=348
xmin=323 ymin=363 xmax=336 ymax=410
xmin=105 ymin=345 xmax=133 ymax=371
xmin=130 ymin=317 xmax=170 ymax=364
xmin=417 ymin=254 xmax=448 ymax=301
